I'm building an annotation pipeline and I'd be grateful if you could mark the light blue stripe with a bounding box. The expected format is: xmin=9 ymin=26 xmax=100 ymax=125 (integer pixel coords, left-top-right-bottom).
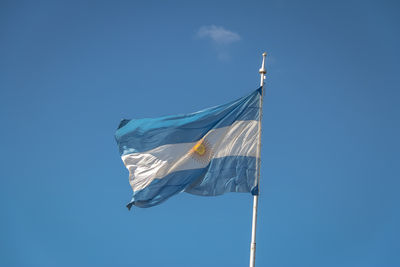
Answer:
xmin=127 ymin=156 xmax=258 ymax=209
xmin=116 ymin=88 xmax=261 ymax=155
xmin=184 ymin=156 xmax=259 ymax=196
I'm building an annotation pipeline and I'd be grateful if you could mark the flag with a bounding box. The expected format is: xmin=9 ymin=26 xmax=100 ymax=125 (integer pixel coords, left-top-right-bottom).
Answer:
xmin=115 ymin=87 xmax=263 ymax=209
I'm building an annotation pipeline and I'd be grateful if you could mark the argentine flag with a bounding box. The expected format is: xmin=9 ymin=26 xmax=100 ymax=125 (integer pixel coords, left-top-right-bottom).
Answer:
xmin=115 ymin=87 xmax=263 ymax=209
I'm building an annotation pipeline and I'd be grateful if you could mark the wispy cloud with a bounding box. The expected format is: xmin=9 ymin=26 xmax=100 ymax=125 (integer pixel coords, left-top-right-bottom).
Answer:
xmin=196 ymin=25 xmax=241 ymax=45
xmin=196 ymin=25 xmax=241 ymax=60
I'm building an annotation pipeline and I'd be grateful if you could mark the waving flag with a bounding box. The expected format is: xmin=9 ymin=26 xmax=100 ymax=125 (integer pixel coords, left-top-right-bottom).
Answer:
xmin=115 ymin=87 xmax=263 ymax=209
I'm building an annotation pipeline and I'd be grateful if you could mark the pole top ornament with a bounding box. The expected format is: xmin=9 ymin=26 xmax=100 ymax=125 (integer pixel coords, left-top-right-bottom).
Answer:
xmin=259 ymin=52 xmax=267 ymax=75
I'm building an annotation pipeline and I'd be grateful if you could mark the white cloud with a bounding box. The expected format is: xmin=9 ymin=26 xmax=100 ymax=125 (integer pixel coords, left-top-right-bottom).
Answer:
xmin=196 ymin=25 xmax=241 ymax=45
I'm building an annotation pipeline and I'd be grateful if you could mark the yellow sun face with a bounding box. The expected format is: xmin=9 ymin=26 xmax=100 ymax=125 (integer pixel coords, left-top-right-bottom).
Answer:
xmin=190 ymin=138 xmax=212 ymax=164
xmin=193 ymin=141 xmax=206 ymax=156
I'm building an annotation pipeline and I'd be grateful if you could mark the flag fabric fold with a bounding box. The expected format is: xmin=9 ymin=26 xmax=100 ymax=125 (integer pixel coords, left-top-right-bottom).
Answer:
xmin=115 ymin=87 xmax=263 ymax=209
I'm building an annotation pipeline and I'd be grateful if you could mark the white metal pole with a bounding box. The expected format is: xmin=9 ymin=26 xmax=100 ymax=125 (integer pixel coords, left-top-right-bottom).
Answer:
xmin=249 ymin=52 xmax=267 ymax=267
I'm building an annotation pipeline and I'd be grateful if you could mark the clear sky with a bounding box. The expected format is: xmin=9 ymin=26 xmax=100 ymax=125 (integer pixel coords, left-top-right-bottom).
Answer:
xmin=1 ymin=0 xmax=399 ymax=266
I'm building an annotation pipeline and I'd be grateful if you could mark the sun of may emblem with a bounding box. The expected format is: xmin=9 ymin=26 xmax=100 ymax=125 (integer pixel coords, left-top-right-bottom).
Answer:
xmin=190 ymin=138 xmax=212 ymax=164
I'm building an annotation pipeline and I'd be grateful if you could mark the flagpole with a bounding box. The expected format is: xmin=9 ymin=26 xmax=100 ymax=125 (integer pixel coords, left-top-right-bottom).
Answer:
xmin=249 ymin=52 xmax=267 ymax=267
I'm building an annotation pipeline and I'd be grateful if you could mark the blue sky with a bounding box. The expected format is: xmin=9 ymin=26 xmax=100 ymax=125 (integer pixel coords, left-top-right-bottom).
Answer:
xmin=1 ymin=0 xmax=399 ymax=266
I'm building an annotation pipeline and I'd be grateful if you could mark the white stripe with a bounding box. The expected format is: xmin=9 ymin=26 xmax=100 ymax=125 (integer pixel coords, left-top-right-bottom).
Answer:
xmin=122 ymin=120 xmax=260 ymax=191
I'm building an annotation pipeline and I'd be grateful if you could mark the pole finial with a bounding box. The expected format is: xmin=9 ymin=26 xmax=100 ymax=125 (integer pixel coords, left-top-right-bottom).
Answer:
xmin=258 ymin=52 xmax=267 ymax=87
xmin=259 ymin=52 xmax=267 ymax=75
